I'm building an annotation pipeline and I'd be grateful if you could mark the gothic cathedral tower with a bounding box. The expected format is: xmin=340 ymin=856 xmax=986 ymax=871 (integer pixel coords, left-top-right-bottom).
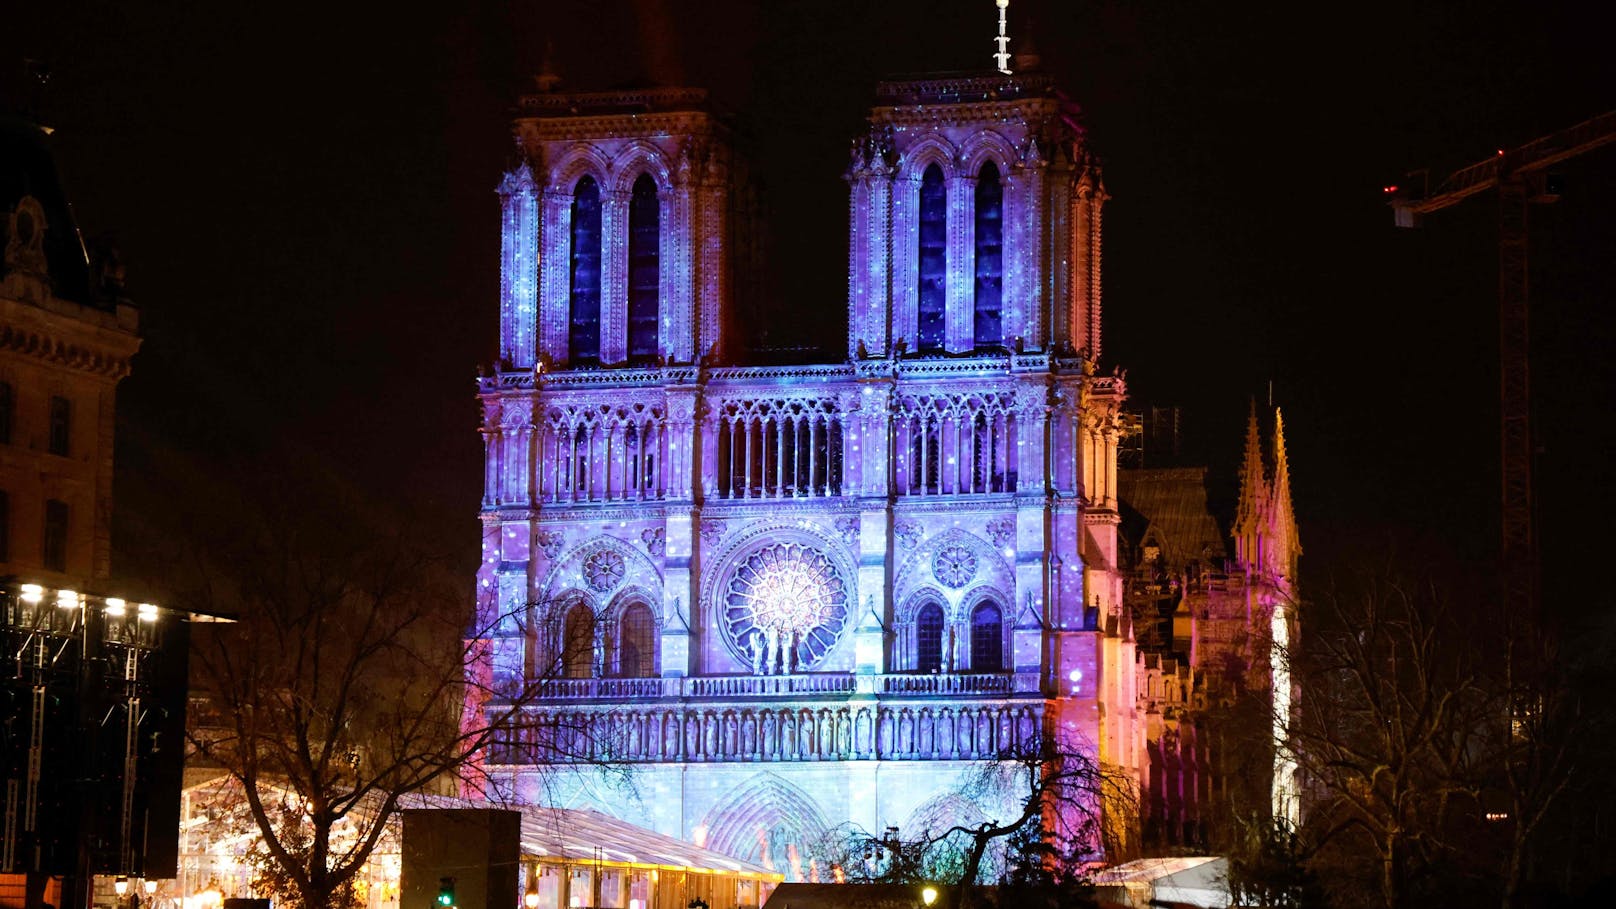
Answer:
xmin=472 ymin=70 xmax=1137 ymax=877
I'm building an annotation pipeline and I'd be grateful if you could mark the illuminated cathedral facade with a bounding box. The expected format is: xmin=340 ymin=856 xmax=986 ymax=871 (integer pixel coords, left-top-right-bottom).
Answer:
xmin=469 ymin=70 xmax=1298 ymax=875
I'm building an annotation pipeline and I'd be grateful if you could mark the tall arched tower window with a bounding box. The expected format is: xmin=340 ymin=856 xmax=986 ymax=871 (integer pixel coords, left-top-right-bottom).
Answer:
xmin=970 ymin=601 xmax=1003 ymax=672
xmin=569 ymin=175 xmax=602 ymax=363
xmin=628 ymin=173 xmax=660 ymax=362
xmin=616 ymin=601 xmax=655 ymax=677
xmin=561 ymin=601 xmax=596 ymax=679
xmin=916 ymin=602 xmax=945 ymax=673
xmin=917 ymin=164 xmax=947 ymax=353
xmin=973 ymin=161 xmax=1003 ymax=348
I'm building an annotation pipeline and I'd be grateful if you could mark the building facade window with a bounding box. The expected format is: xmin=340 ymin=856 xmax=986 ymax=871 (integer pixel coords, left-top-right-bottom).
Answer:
xmin=43 ymin=499 xmax=68 ymax=572
xmin=561 ymin=601 xmax=596 ymax=679
xmin=916 ymin=602 xmax=945 ymax=673
xmin=569 ymin=175 xmax=603 ymax=363
xmin=917 ymin=163 xmax=947 ymax=352
xmin=48 ymin=396 xmax=71 ymax=456
xmin=973 ymin=161 xmax=1003 ymax=348
xmin=616 ymin=601 xmax=655 ymax=678
xmin=971 ymin=601 xmax=1003 ymax=672
xmin=627 ymin=173 xmax=660 ymax=363
xmin=0 ymin=382 xmax=12 ymax=445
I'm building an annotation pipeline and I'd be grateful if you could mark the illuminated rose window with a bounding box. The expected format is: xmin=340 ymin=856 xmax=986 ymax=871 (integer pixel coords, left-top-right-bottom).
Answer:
xmin=932 ymin=545 xmax=978 ymax=589
xmin=722 ymin=542 xmax=849 ymax=672
xmin=583 ymin=549 xmax=626 ymax=592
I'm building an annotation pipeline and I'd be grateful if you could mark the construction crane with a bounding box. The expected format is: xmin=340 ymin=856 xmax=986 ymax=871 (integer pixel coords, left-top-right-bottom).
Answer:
xmin=1387 ymin=109 xmax=1616 ymax=620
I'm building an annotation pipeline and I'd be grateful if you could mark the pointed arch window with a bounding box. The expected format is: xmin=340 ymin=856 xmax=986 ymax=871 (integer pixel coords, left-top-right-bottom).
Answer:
xmin=569 ymin=175 xmax=602 ymax=363
xmin=628 ymin=173 xmax=660 ymax=362
xmin=973 ymin=161 xmax=1003 ymax=348
xmin=916 ymin=602 xmax=945 ymax=673
xmin=917 ymin=163 xmax=947 ymax=352
xmin=971 ymin=601 xmax=1004 ymax=672
xmin=617 ymin=601 xmax=655 ymax=678
xmin=561 ymin=601 xmax=596 ymax=678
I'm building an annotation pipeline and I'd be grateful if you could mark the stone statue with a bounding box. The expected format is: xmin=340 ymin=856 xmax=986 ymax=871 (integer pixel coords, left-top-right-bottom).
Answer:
xmin=765 ymin=625 xmax=781 ymax=675
xmin=945 ymin=626 xmax=958 ymax=673
xmin=749 ymin=633 xmax=765 ymax=676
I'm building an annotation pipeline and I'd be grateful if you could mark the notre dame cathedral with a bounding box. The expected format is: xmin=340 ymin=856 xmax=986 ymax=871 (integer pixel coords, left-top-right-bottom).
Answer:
xmin=467 ymin=61 xmax=1300 ymax=878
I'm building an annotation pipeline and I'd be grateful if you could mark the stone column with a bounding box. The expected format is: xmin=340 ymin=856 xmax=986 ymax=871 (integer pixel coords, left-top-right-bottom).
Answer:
xmin=498 ymin=164 xmax=539 ymax=368
xmin=945 ymin=171 xmax=975 ymax=353
xmin=600 ymin=188 xmax=630 ymax=364
xmin=539 ymin=190 xmax=572 ymax=363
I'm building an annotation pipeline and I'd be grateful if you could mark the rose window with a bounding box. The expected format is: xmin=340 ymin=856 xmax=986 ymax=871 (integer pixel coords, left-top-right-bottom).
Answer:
xmin=582 ymin=549 xmax=626 ymax=592
xmin=932 ymin=545 xmax=978 ymax=589
xmin=722 ymin=542 xmax=849 ymax=670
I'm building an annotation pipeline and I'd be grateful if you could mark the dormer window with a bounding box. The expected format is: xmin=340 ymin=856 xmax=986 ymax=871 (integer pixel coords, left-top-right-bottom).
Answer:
xmin=627 ymin=173 xmax=660 ymax=363
xmin=569 ymin=175 xmax=602 ymax=363
xmin=917 ymin=164 xmax=947 ymax=353
xmin=973 ymin=161 xmax=1003 ymax=348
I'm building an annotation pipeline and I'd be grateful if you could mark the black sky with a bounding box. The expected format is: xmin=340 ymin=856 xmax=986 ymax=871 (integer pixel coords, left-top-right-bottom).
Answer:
xmin=4 ymin=1 xmax=1613 ymax=622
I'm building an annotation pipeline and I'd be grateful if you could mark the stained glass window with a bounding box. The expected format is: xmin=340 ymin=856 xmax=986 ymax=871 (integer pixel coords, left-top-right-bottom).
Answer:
xmin=917 ymin=164 xmax=946 ymax=352
xmin=569 ymin=175 xmax=602 ymax=363
xmin=974 ymin=161 xmax=1003 ymax=348
xmin=916 ymin=602 xmax=944 ymax=673
xmin=971 ymin=601 xmax=1003 ymax=672
xmin=628 ymin=173 xmax=659 ymax=362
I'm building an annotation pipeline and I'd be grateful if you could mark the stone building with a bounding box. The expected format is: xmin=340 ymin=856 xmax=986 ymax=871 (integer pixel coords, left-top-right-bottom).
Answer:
xmin=1119 ymin=407 xmax=1301 ymax=852
xmin=467 ymin=67 xmax=1296 ymax=878
xmin=0 ymin=115 xmax=140 ymax=585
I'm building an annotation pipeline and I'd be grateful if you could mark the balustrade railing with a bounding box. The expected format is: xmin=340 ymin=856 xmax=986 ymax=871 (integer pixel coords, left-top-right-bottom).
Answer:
xmin=518 ymin=672 xmax=1017 ymax=701
xmin=487 ymin=698 xmax=1043 ymax=765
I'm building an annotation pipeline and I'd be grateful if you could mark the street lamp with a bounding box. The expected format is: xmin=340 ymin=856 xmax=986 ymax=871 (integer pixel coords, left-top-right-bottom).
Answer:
xmin=921 ymin=885 xmax=938 ymax=906
xmin=114 ymin=879 xmax=130 ymax=898
xmin=523 ymin=873 xmax=540 ymax=909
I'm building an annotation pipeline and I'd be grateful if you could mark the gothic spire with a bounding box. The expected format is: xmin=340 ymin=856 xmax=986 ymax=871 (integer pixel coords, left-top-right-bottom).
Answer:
xmin=1235 ymin=399 xmax=1266 ymax=538
xmin=1268 ymin=408 xmax=1302 ymax=582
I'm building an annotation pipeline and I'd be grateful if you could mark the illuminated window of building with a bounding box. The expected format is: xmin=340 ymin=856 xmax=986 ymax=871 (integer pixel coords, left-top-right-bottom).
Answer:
xmin=916 ymin=602 xmax=944 ymax=673
xmin=49 ymin=395 xmax=71 ymax=456
xmin=971 ymin=601 xmax=1003 ymax=672
xmin=561 ymin=601 xmax=595 ymax=679
xmin=0 ymin=382 xmax=12 ymax=444
xmin=973 ymin=161 xmax=1003 ymax=348
xmin=917 ymin=163 xmax=946 ymax=352
xmin=43 ymin=498 xmax=68 ymax=572
xmin=569 ymin=175 xmax=602 ymax=363
xmin=627 ymin=173 xmax=660 ymax=363
xmin=617 ymin=602 xmax=655 ymax=678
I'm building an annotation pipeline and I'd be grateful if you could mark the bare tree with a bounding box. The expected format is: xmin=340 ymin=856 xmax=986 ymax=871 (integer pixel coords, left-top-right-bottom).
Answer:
xmin=182 ymin=517 xmax=579 ymax=909
xmin=826 ymin=733 xmax=1129 ymax=909
xmin=1280 ymin=579 xmax=1494 ymax=909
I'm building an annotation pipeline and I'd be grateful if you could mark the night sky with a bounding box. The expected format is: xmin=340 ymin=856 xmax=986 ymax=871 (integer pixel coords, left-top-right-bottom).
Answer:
xmin=4 ymin=1 xmax=1612 ymax=623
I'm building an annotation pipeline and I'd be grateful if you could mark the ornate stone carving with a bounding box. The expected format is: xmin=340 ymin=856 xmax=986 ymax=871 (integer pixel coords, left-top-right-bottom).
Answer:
xmin=931 ymin=545 xmax=978 ymax=589
xmin=640 ymin=526 xmax=666 ymax=556
xmin=583 ymin=549 xmax=626 ymax=592
xmin=986 ymin=516 xmax=1016 ymax=549
xmin=699 ymin=519 xmax=728 ymax=545
xmin=535 ymin=530 xmax=565 ymax=560
xmin=833 ymin=516 xmax=860 ymax=545
xmin=895 ymin=519 xmax=923 ymax=552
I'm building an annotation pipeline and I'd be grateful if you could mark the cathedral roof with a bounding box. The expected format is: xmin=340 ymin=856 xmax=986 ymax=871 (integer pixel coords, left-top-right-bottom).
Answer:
xmin=0 ymin=114 xmax=95 ymax=306
xmin=1118 ymin=467 xmax=1229 ymax=570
